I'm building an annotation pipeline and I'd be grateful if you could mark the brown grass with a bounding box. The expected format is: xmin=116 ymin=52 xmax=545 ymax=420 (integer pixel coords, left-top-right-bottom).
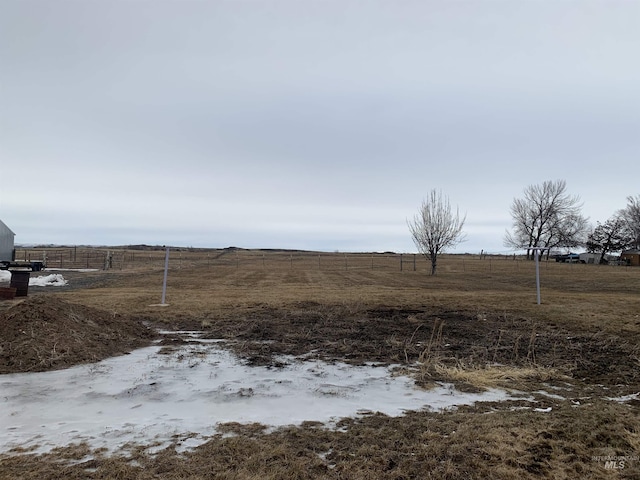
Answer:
xmin=2 ymin=248 xmax=640 ymax=478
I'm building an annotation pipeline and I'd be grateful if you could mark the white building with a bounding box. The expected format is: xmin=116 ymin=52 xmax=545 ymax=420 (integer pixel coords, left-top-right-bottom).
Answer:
xmin=579 ymin=252 xmax=616 ymax=265
xmin=0 ymin=219 xmax=16 ymax=262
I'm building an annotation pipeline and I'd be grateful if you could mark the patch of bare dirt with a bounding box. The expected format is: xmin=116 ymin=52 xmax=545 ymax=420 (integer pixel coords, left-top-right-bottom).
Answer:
xmin=0 ymin=295 xmax=155 ymax=373
xmin=190 ymin=303 xmax=640 ymax=393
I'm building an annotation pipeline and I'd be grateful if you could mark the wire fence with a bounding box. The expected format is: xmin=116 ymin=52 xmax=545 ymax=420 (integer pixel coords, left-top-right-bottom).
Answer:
xmin=13 ymin=246 xmax=635 ymax=275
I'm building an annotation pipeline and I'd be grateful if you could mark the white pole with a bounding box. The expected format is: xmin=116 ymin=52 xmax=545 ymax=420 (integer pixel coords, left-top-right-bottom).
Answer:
xmin=535 ymin=248 xmax=541 ymax=305
xmin=161 ymin=246 xmax=169 ymax=305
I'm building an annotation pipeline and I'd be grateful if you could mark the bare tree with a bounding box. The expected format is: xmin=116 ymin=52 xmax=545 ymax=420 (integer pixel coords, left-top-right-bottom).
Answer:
xmin=586 ymin=215 xmax=633 ymax=263
xmin=619 ymin=195 xmax=640 ymax=249
xmin=408 ymin=190 xmax=466 ymax=275
xmin=504 ymin=180 xmax=588 ymax=259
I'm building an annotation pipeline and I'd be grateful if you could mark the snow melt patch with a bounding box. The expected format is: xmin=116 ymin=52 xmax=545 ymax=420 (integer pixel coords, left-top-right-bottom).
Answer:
xmin=606 ymin=392 xmax=640 ymax=403
xmin=0 ymin=336 xmax=511 ymax=455
xmin=28 ymin=274 xmax=68 ymax=287
xmin=0 ymin=271 xmax=68 ymax=287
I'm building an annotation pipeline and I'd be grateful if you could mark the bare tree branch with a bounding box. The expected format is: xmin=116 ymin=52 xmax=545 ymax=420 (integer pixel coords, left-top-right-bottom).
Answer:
xmin=504 ymin=180 xmax=588 ymax=259
xmin=619 ymin=195 xmax=640 ymax=250
xmin=408 ymin=190 xmax=466 ymax=275
xmin=587 ymin=214 xmax=634 ymax=263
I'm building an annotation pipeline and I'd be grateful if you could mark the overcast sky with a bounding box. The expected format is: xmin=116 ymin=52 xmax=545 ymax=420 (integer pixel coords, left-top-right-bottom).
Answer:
xmin=1 ymin=1 xmax=639 ymax=253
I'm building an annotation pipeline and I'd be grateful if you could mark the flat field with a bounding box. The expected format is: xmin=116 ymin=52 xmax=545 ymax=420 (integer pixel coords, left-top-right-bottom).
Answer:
xmin=1 ymin=248 xmax=639 ymax=479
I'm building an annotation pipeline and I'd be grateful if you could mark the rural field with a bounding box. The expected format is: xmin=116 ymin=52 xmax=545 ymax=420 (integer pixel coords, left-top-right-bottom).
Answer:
xmin=1 ymin=247 xmax=640 ymax=479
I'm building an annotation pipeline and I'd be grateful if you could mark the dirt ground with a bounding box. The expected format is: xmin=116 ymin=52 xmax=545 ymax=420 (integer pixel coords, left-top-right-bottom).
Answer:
xmin=0 ymin=296 xmax=155 ymax=374
xmin=1 ymin=250 xmax=639 ymax=479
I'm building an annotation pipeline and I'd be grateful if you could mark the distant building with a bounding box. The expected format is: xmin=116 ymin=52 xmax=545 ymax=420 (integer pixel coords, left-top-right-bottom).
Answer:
xmin=621 ymin=249 xmax=640 ymax=267
xmin=0 ymin=219 xmax=16 ymax=262
xmin=579 ymin=252 xmax=616 ymax=265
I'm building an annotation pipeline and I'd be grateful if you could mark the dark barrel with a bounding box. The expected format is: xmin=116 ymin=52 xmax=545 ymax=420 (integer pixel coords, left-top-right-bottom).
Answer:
xmin=10 ymin=270 xmax=30 ymax=297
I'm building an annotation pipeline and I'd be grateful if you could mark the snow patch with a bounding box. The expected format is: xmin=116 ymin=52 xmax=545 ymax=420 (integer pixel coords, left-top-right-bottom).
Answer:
xmin=29 ymin=274 xmax=68 ymax=287
xmin=0 ymin=334 xmax=513 ymax=455
xmin=606 ymin=392 xmax=640 ymax=403
xmin=0 ymin=271 xmax=68 ymax=287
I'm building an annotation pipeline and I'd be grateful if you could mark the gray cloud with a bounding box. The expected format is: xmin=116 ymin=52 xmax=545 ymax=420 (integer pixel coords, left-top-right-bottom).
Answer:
xmin=2 ymin=1 xmax=639 ymax=252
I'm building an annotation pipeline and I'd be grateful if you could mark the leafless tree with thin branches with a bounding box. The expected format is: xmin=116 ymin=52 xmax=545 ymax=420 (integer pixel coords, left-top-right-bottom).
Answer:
xmin=408 ymin=190 xmax=466 ymax=275
xmin=619 ymin=195 xmax=640 ymax=250
xmin=586 ymin=214 xmax=634 ymax=263
xmin=504 ymin=180 xmax=589 ymax=259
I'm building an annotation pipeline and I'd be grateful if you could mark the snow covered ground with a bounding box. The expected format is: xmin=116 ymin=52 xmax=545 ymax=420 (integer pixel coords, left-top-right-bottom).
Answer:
xmin=0 ymin=271 xmax=67 ymax=287
xmin=0 ymin=332 xmax=512 ymax=456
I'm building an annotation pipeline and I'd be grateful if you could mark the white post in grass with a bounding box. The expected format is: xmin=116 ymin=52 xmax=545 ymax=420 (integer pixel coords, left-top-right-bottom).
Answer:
xmin=531 ymin=247 xmax=547 ymax=305
xmin=161 ymin=246 xmax=169 ymax=305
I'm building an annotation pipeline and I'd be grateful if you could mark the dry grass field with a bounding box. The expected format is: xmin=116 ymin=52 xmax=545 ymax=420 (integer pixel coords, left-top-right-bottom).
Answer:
xmin=1 ymin=247 xmax=640 ymax=479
